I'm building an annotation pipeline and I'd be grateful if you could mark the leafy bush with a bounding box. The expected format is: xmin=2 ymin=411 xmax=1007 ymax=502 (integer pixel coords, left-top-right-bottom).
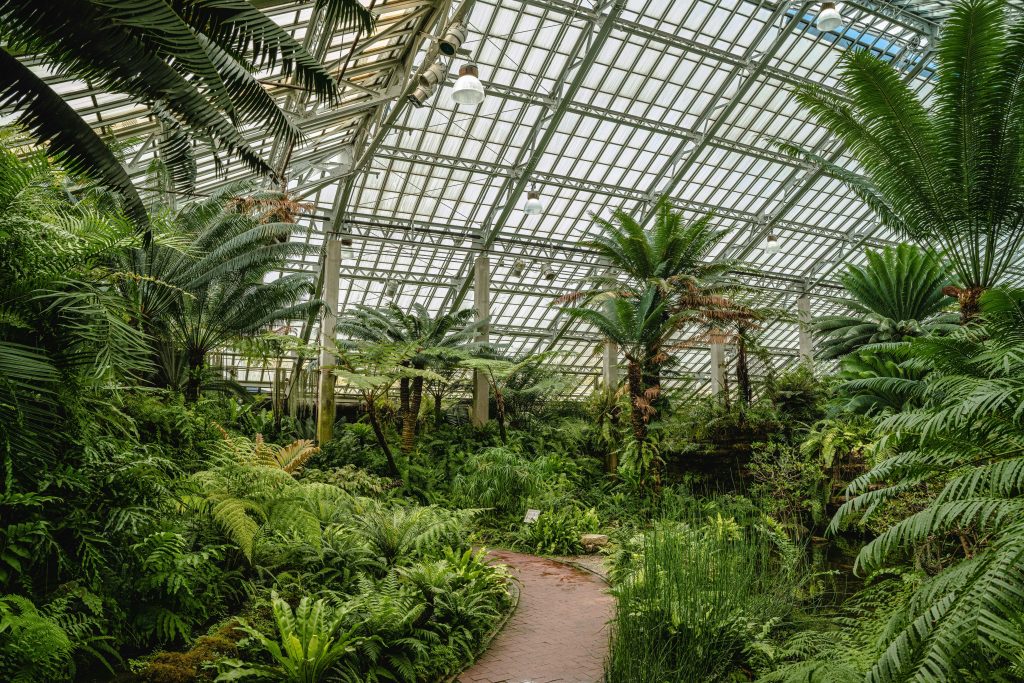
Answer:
xmin=453 ymin=447 xmax=539 ymax=517
xmin=216 ymin=593 xmax=362 ymax=682
xmin=0 ymin=594 xmax=74 ymax=682
xmin=515 ymin=507 xmax=600 ymax=555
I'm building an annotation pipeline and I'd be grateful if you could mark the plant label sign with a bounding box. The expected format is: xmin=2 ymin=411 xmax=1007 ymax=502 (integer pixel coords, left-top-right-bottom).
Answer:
xmin=523 ymin=509 xmax=540 ymax=524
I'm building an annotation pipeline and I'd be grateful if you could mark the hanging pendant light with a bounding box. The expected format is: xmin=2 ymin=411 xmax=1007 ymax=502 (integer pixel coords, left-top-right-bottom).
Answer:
xmin=385 ymin=280 xmax=399 ymax=297
xmin=764 ymin=233 xmax=781 ymax=254
xmin=541 ymin=264 xmax=557 ymax=281
xmin=511 ymin=259 xmax=526 ymax=277
xmin=452 ymin=63 xmax=485 ymax=105
xmin=524 ymin=189 xmax=543 ymax=215
xmin=816 ymin=2 xmax=843 ymax=32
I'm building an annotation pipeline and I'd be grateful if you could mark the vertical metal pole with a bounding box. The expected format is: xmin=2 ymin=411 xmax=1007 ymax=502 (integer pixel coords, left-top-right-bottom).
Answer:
xmin=797 ymin=293 xmax=814 ymax=366
xmin=317 ymin=238 xmax=341 ymax=443
xmin=471 ymin=251 xmax=490 ymax=426
xmin=709 ymin=342 xmax=725 ymax=394
xmin=602 ymin=339 xmax=619 ymax=389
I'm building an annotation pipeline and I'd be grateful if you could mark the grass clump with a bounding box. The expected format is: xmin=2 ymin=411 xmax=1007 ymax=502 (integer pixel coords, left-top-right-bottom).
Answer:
xmin=605 ymin=518 xmax=800 ymax=682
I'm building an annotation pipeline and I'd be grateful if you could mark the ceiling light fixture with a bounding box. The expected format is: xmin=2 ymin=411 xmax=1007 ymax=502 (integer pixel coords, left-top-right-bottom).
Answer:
xmin=541 ymin=265 xmax=557 ymax=281
xmin=764 ymin=232 xmax=781 ymax=254
xmin=511 ymin=259 xmax=526 ymax=277
xmin=385 ymin=280 xmax=399 ymax=297
xmin=418 ymin=61 xmax=447 ymax=89
xmin=407 ymin=79 xmax=438 ymax=108
xmin=816 ymin=2 xmax=843 ymax=32
xmin=452 ymin=63 xmax=485 ymax=106
xmin=524 ymin=188 xmax=543 ymax=215
xmin=439 ymin=21 xmax=468 ymax=56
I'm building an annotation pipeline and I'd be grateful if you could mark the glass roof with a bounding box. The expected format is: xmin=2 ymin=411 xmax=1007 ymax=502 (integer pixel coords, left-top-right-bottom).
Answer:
xmin=24 ymin=0 xmax=1024 ymax=396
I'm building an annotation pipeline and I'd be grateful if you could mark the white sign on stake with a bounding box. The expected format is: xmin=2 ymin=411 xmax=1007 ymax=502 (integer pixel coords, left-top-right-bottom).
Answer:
xmin=523 ymin=509 xmax=540 ymax=524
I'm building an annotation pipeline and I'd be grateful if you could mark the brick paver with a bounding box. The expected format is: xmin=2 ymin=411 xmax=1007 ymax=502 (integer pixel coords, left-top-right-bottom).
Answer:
xmin=458 ymin=549 xmax=613 ymax=683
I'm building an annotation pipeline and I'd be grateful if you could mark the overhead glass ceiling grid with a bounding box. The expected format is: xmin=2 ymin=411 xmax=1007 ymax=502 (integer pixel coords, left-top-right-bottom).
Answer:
xmin=22 ymin=0 xmax=1024 ymax=397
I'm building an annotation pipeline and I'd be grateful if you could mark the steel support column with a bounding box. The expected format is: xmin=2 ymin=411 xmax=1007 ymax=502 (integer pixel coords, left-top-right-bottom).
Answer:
xmin=471 ymin=251 xmax=490 ymax=426
xmin=797 ymin=293 xmax=813 ymax=365
xmin=317 ymin=237 xmax=342 ymax=443
xmin=709 ymin=342 xmax=726 ymax=395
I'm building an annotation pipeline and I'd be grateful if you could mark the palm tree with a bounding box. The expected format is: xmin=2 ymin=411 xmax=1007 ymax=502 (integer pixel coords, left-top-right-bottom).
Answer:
xmin=0 ymin=0 xmax=373 ymax=232
xmin=814 ymin=244 xmax=958 ymax=359
xmin=337 ymin=304 xmax=482 ymax=453
xmin=789 ymin=0 xmax=1024 ymax=320
xmin=569 ymin=197 xmax=733 ymax=402
xmin=563 ymin=287 xmax=683 ymax=490
xmin=112 ymin=190 xmax=319 ymax=400
xmin=830 ymin=288 xmax=1024 ymax=679
xmin=459 ymin=354 xmax=552 ymax=445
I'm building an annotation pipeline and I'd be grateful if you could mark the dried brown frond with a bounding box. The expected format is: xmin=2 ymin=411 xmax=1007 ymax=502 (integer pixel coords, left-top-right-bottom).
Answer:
xmin=228 ymin=194 xmax=314 ymax=224
xmin=553 ymin=290 xmax=588 ymax=306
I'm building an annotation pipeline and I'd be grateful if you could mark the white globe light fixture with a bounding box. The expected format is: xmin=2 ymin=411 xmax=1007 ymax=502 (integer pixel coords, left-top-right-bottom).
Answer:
xmin=452 ymin=63 xmax=485 ymax=106
xmin=764 ymin=232 xmax=781 ymax=254
xmin=524 ymin=189 xmax=543 ymax=215
xmin=816 ymin=2 xmax=843 ymax=32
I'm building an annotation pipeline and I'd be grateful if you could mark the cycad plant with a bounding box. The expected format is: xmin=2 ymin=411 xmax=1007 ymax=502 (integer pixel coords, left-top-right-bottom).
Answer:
xmin=0 ymin=0 xmax=373 ymax=230
xmin=831 ymin=288 xmax=1024 ymax=679
xmin=563 ymin=286 xmax=684 ymax=489
xmin=571 ymin=197 xmax=733 ymax=396
xmin=789 ymin=0 xmax=1024 ymax=320
xmin=337 ymin=304 xmax=482 ymax=452
xmin=113 ymin=189 xmax=319 ymax=400
xmin=814 ymin=245 xmax=957 ymax=359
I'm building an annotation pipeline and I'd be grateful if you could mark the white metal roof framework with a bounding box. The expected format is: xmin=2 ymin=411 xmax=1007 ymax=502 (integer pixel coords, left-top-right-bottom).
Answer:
xmin=22 ymin=0 xmax=1024 ymax=397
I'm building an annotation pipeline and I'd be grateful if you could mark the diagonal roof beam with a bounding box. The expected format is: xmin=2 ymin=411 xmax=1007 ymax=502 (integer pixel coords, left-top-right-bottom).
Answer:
xmin=439 ymin=0 xmax=627 ymax=313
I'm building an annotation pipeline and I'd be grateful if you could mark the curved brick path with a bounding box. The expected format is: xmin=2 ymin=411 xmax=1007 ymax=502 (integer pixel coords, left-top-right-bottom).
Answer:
xmin=458 ymin=550 xmax=613 ymax=683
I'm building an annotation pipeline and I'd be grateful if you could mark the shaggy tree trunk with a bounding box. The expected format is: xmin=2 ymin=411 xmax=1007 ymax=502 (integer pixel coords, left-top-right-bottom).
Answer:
xmin=401 ymin=376 xmax=424 ymax=453
xmin=736 ymin=335 xmax=751 ymax=406
xmin=433 ymin=392 xmax=443 ymax=428
xmin=945 ymin=285 xmax=985 ymax=323
xmin=366 ymin=400 xmax=399 ymax=478
xmin=184 ymin=349 xmax=205 ymax=403
xmin=494 ymin=387 xmax=508 ymax=444
xmin=627 ymin=362 xmax=647 ymax=444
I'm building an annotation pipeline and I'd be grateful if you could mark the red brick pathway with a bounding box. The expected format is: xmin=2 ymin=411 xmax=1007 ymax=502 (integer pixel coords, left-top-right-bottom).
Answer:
xmin=458 ymin=550 xmax=613 ymax=683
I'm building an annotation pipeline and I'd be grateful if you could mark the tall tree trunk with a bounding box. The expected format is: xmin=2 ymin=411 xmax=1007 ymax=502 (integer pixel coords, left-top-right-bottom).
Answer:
xmin=736 ymin=335 xmax=751 ymax=406
xmin=401 ymin=376 xmax=423 ymax=452
xmin=433 ymin=392 xmax=443 ymax=428
xmin=399 ymin=376 xmax=410 ymax=422
xmin=627 ymin=361 xmax=647 ymax=444
xmin=366 ymin=400 xmax=399 ymax=478
xmin=494 ymin=387 xmax=508 ymax=444
xmin=184 ymin=349 xmax=205 ymax=403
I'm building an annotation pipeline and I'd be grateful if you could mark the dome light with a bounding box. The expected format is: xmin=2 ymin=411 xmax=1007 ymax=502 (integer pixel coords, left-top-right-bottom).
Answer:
xmin=524 ymin=189 xmax=543 ymax=215
xmin=452 ymin=63 xmax=485 ymax=106
xmin=764 ymin=233 xmax=781 ymax=254
xmin=816 ymin=2 xmax=843 ymax=32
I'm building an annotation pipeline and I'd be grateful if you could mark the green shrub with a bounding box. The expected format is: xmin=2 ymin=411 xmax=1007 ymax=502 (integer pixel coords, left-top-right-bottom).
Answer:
xmin=453 ymin=447 xmax=539 ymax=517
xmin=515 ymin=507 xmax=600 ymax=555
xmin=0 ymin=594 xmax=74 ymax=682
xmin=216 ymin=593 xmax=361 ymax=682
